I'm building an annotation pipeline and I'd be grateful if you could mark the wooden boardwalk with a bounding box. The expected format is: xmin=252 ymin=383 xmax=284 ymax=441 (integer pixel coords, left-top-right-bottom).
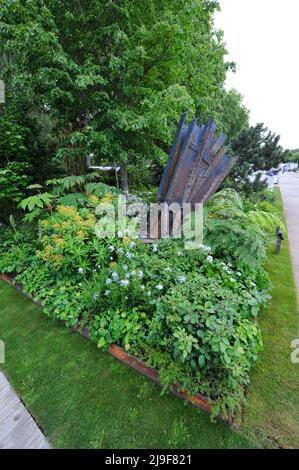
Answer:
xmin=0 ymin=371 xmax=50 ymax=449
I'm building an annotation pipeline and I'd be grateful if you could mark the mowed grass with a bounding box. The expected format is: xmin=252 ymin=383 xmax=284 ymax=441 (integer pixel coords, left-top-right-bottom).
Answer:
xmin=0 ymin=282 xmax=253 ymax=449
xmin=0 ymin=188 xmax=298 ymax=448
xmin=241 ymin=188 xmax=299 ymax=448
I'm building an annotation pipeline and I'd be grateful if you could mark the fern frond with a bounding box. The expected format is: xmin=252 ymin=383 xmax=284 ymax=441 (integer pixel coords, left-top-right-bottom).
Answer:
xmin=247 ymin=211 xmax=285 ymax=233
xmin=209 ymin=189 xmax=244 ymax=211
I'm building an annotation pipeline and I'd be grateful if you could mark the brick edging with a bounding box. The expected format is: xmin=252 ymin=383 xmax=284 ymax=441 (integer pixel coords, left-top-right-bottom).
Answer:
xmin=1 ymin=273 xmax=238 ymax=426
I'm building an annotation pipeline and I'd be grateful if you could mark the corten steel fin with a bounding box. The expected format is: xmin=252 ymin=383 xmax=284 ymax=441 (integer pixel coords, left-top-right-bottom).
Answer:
xmin=196 ymin=155 xmax=238 ymax=204
xmin=191 ymin=149 xmax=229 ymax=203
xmin=181 ymin=118 xmax=217 ymax=202
xmin=165 ymin=119 xmax=201 ymax=204
xmin=184 ymin=120 xmax=217 ymax=197
xmin=158 ymin=111 xmax=188 ymax=202
xmin=164 ymin=118 xmax=198 ymax=202
xmin=154 ymin=112 xmax=237 ymax=239
xmin=188 ymin=141 xmax=228 ymax=203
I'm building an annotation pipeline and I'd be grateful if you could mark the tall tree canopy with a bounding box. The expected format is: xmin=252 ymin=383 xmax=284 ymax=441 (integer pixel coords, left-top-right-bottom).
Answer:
xmin=218 ymin=88 xmax=249 ymax=142
xmin=0 ymin=0 xmax=242 ymax=190
xmin=228 ymin=123 xmax=289 ymax=194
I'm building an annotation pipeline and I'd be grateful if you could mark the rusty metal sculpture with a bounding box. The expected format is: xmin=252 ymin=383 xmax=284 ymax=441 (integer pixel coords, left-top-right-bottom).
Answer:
xmin=146 ymin=112 xmax=237 ymax=240
xmin=158 ymin=112 xmax=237 ymax=205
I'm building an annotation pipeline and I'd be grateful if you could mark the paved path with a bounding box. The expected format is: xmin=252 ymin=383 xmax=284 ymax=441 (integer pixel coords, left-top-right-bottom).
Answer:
xmin=0 ymin=371 xmax=50 ymax=449
xmin=279 ymin=172 xmax=299 ymax=300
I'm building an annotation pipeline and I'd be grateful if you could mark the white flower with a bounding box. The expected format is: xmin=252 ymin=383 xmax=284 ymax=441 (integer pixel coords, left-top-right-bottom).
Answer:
xmin=93 ymin=269 xmax=96 ymax=272
xmin=104 ymin=290 xmax=110 ymax=296
xmin=112 ymin=272 xmax=118 ymax=281
xmin=177 ymin=251 xmax=183 ymax=257
xmin=230 ymin=277 xmax=236 ymax=283
xmin=130 ymin=241 xmax=136 ymax=249
xmin=178 ymin=276 xmax=186 ymax=284
xmin=117 ymin=247 xmax=123 ymax=254
xmin=110 ymin=257 xmax=113 ymax=261
xmin=93 ymin=293 xmax=99 ymax=301
xmin=164 ymin=267 xmax=172 ymax=272
xmin=236 ymin=271 xmax=242 ymax=277
xmin=125 ymin=251 xmax=133 ymax=259
xmin=220 ymin=262 xmax=226 ymax=266
xmin=137 ymin=271 xmax=143 ymax=279
xmin=223 ymin=266 xmax=232 ymax=274
xmin=199 ymin=244 xmax=211 ymax=252
xmin=140 ymin=284 xmax=145 ymax=290
xmin=147 ymin=290 xmax=152 ymax=296
xmin=106 ymin=278 xmax=112 ymax=285
xmin=125 ymin=272 xmax=130 ymax=278
xmin=78 ymin=282 xmax=82 ymax=287
xmin=123 ymin=264 xmax=128 ymax=271
xmin=108 ymin=245 xmax=114 ymax=252
xmin=120 ymin=279 xmax=129 ymax=287
xmin=152 ymin=244 xmax=158 ymax=253
xmin=125 ymin=295 xmax=128 ymax=300
xmin=155 ymin=284 xmax=163 ymax=291
xmin=206 ymin=255 xmax=213 ymax=264
xmin=78 ymin=267 xmax=84 ymax=274
xmin=131 ymin=270 xmax=136 ymax=276
xmin=250 ymin=281 xmax=257 ymax=288
xmin=117 ymin=230 xmax=123 ymax=238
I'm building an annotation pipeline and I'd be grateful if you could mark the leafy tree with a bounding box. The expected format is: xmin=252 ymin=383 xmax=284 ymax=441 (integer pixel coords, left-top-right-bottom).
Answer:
xmin=218 ymin=89 xmax=249 ymax=141
xmin=228 ymin=123 xmax=288 ymax=194
xmin=0 ymin=0 xmax=234 ymax=193
xmin=0 ymin=0 xmax=72 ymax=182
xmin=287 ymin=149 xmax=299 ymax=163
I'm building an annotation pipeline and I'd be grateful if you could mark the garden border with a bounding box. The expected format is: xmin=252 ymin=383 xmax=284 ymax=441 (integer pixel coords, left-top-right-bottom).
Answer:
xmin=1 ymin=272 xmax=237 ymax=427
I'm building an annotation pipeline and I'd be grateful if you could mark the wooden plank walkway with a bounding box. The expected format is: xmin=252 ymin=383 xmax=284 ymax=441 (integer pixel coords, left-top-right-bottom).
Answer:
xmin=0 ymin=371 xmax=50 ymax=449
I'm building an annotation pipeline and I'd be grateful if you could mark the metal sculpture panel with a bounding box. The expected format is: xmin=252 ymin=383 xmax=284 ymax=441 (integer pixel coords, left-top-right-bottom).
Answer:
xmin=142 ymin=113 xmax=237 ymax=241
xmin=158 ymin=112 xmax=237 ymax=205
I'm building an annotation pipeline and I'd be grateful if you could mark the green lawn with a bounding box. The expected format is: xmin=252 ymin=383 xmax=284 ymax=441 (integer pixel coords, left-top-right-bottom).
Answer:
xmin=241 ymin=188 xmax=299 ymax=448
xmin=0 ymin=189 xmax=298 ymax=449
xmin=0 ymin=281 xmax=254 ymax=449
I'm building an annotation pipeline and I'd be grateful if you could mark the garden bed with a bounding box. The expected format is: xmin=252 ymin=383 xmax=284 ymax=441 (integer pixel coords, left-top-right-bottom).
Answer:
xmin=0 ymin=189 xmax=277 ymax=426
xmin=1 ymin=272 xmax=239 ymax=424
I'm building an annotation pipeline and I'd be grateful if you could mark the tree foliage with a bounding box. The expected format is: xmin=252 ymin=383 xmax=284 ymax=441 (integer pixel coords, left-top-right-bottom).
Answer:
xmin=218 ymin=89 xmax=249 ymax=141
xmin=228 ymin=123 xmax=288 ymax=194
xmin=0 ymin=0 xmax=243 ymax=188
xmin=287 ymin=149 xmax=299 ymax=162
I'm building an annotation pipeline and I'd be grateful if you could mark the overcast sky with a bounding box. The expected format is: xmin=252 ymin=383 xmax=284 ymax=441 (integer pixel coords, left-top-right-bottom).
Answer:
xmin=214 ymin=0 xmax=299 ymax=150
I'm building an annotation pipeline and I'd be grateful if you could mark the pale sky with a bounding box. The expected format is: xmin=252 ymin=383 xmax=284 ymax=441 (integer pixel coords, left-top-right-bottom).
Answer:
xmin=214 ymin=0 xmax=299 ymax=150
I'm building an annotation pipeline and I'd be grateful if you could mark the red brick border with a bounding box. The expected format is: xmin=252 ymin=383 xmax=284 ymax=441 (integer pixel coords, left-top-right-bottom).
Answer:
xmin=1 ymin=272 xmax=238 ymax=425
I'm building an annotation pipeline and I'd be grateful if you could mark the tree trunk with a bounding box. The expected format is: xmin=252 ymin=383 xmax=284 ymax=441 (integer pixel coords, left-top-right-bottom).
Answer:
xmin=120 ymin=161 xmax=129 ymax=193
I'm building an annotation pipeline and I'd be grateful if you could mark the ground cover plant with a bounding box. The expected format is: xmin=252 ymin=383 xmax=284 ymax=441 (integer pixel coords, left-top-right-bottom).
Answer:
xmin=0 ymin=183 xmax=283 ymax=420
xmin=0 ymin=280 xmax=256 ymax=449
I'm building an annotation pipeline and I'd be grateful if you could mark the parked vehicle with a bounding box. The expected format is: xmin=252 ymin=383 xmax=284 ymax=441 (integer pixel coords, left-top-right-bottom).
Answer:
xmin=282 ymin=163 xmax=298 ymax=173
xmin=267 ymin=169 xmax=280 ymax=184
